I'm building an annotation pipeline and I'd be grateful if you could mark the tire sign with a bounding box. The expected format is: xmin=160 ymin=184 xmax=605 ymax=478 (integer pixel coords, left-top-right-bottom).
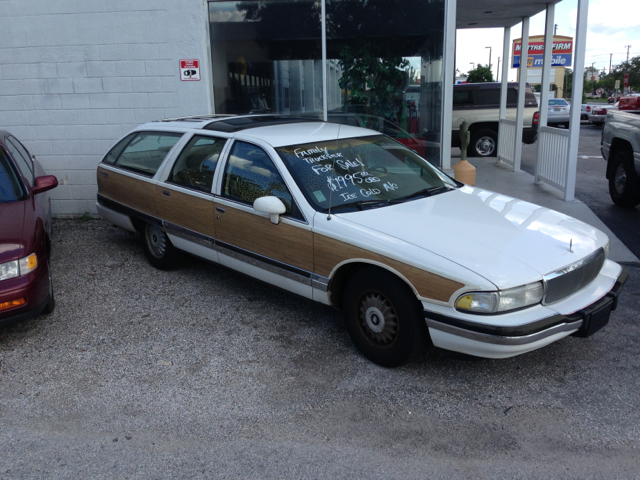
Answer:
xmin=624 ymin=74 xmax=629 ymax=88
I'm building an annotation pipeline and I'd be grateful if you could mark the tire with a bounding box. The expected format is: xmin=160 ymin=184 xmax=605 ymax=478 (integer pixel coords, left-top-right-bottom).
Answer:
xmin=42 ymin=263 xmax=55 ymax=314
xmin=608 ymin=150 xmax=640 ymax=207
xmin=342 ymin=267 xmax=428 ymax=367
xmin=468 ymin=129 xmax=498 ymax=157
xmin=142 ymin=222 xmax=179 ymax=270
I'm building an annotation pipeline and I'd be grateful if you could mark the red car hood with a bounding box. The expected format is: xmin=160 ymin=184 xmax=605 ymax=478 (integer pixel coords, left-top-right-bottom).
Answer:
xmin=0 ymin=201 xmax=26 ymax=263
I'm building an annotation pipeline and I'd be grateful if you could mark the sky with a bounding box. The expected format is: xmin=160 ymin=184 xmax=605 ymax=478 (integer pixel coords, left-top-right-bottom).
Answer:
xmin=455 ymin=0 xmax=640 ymax=81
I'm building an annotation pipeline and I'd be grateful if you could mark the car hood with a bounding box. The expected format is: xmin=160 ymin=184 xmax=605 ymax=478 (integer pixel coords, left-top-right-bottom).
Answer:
xmin=0 ymin=201 xmax=26 ymax=263
xmin=336 ymin=186 xmax=608 ymax=289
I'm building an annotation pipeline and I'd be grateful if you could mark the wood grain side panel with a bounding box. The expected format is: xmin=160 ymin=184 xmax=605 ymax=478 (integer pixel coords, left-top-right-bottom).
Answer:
xmin=314 ymin=234 xmax=464 ymax=302
xmin=158 ymin=186 xmax=216 ymax=239
xmin=98 ymin=167 xmax=158 ymax=217
xmin=215 ymin=204 xmax=314 ymax=272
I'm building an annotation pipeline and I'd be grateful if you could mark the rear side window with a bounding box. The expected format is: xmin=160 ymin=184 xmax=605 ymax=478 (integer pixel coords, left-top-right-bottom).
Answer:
xmin=473 ymin=88 xmax=501 ymax=106
xmin=4 ymin=136 xmax=35 ymax=186
xmin=169 ymin=135 xmax=227 ymax=193
xmin=453 ymin=90 xmax=473 ymax=107
xmin=102 ymin=133 xmax=137 ymax=165
xmin=115 ymin=132 xmax=183 ymax=176
xmin=0 ymin=147 xmax=26 ymax=203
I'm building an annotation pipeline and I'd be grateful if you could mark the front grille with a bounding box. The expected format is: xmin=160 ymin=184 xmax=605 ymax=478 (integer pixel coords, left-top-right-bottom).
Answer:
xmin=543 ymin=248 xmax=606 ymax=304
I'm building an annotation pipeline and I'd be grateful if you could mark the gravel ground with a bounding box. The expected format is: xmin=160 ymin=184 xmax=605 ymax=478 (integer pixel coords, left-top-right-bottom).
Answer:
xmin=1 ymin=219 xmax=639 ymax=479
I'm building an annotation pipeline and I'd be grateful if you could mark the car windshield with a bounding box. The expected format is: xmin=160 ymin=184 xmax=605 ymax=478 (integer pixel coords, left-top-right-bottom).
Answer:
xmin=549 ymin=99 xmax=568 ymax=106
xmin=277 ymin=135 xmax=457 ymax=212
xmin=0 ymin=147 xmax=26 ymax=203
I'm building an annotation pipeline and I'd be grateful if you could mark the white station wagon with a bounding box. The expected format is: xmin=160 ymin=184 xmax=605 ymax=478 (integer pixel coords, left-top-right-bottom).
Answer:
xmin=97 ymin=115 xmax=628 ymax=367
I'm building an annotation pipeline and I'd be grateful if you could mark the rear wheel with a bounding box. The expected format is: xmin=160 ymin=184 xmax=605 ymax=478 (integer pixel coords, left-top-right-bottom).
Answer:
xmin=609 ymin=150 xmax=640 ymax=207
xmin=468 ymin=129 xmax=498 ymax=157
xmin=142 ymin=223 xmax=179 ymax=269
xmin=343 ymin=267 xmax=428 ymax=367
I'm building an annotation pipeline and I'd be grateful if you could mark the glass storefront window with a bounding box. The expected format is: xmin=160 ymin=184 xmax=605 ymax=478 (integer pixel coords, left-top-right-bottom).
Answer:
xmin=209 ymin=0 xmax=323 ymax=117
xmin=208 ymin=0 xmax=444 ymax=165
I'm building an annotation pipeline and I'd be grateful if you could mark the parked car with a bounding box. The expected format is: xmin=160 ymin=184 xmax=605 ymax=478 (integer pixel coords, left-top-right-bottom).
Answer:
xmin=616 ymin=96 xmax=640 ymax=111
xmin=452 ymin=82 xmax=539 ymax=158
xmin=97 ymin=115 xmax=628 ymax=367
xmin=547 ymin=98 xmax=571 ymax=127
xmin=589 ymin=102 xmax=619 ymax=126
xmin=601 ymin=110 xmax=640 ymax=207
xmin=0 ymin=131 xmax=58 ymax=327
xmin=581 ymin=104 xmax=592 ymax=120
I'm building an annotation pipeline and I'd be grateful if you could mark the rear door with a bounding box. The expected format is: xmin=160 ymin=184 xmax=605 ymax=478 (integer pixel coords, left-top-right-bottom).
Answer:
xmin=155 ymin=134 xmax=229 ymax=263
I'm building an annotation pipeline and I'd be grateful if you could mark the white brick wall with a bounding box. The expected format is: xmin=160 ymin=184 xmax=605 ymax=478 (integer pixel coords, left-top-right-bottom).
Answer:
xmin=0 ymin=0 xmax=212 ymax=216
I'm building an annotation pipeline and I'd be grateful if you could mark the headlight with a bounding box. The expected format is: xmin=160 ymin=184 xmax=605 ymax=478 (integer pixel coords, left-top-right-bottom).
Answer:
xmin=456 ymin=281 xmax=544 ymax=314
xmin=0 ymin=260 xmax=19 ymax=281
xmin=0 ymin=253 xmax=38 ymax=281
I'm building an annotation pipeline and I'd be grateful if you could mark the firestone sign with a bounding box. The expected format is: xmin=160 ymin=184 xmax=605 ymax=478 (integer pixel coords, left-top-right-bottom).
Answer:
xmin=512 ymin=36 xmax=573 ymax=68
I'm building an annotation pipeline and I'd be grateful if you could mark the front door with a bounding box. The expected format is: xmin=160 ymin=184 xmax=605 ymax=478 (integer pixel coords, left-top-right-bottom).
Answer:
xmin=214 ymin=140 xmax=314 ymax=298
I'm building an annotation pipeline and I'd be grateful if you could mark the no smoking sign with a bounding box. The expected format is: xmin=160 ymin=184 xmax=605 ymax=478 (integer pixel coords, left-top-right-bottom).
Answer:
xmin=180 ymin=59 xmax=200 ymax=81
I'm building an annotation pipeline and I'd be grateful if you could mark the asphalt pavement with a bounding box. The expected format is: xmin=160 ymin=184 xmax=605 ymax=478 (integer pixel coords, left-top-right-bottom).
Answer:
xmin=0 ymin=219 xmax=639 ymax=479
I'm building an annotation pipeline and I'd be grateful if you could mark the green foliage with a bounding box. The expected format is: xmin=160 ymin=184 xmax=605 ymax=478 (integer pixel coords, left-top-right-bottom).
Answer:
xmin=466 ymin=64 xmax=494 ymax=83
xmin=338 ymin=41 xmax=409 ymax=125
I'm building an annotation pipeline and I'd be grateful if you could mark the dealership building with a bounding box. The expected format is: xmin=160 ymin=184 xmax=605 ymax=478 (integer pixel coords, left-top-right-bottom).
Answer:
xmin=0 ymin=0 xmax=589 ymax=216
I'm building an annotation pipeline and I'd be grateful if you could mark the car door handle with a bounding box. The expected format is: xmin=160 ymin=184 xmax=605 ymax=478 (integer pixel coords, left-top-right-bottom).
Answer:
xmin=216 ymin=206 xmax=226 ymax=213
xmin=100 ymin=172 xmax=109 ymax=178
xmin=162 ymin=190 xmax=170 ymax=197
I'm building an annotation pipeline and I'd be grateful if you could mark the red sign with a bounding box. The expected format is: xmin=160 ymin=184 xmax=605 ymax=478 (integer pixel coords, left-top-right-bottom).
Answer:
xmin=624 ymin=74 xmax=629 ymax=87
xmin=513 ymin=40 xmax=573 ymax=56
xmin=180 ymin=59 xmax=200 ymax=81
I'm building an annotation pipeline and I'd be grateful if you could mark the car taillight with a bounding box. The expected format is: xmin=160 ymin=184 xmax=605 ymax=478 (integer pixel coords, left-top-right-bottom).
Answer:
xmin=533 ymin=111 xmax=540 ymax=126
xmin=587 ymin=106 xmax=591 ymax=112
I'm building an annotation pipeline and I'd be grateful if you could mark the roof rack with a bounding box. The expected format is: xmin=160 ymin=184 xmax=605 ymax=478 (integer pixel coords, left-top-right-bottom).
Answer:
xmin=156 ymin=114 xmax=236 ymax=123
xmin=202 ymin=115 xmax=322 ymax=133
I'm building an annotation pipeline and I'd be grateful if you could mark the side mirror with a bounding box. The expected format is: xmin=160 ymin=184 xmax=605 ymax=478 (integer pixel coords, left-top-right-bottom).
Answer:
xmin=253 ymin=196 xmax=286 ymax=225
xmin=32 ymin=175 xmax=58 ymax=195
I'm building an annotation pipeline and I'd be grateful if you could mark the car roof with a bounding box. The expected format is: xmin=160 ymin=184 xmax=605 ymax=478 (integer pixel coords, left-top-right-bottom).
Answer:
xmin=138 ymin=114 xmax=380 ymax=147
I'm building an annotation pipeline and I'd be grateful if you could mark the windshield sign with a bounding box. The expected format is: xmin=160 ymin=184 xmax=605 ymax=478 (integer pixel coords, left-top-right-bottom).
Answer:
xmin=277 ymin=135 xmax=456 ymax=212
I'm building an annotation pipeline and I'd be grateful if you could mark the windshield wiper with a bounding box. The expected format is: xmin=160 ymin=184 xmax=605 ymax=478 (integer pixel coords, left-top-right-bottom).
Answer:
xmin=391 ymin=185 xmax=454 ymax=203
xmin=329 ymin=199 xmax=390 ymax=212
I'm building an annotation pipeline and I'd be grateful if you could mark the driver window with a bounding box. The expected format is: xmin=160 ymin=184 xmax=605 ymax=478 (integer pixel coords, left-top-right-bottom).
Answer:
xmin=223 ymin=141 xmax=299 ymax=218
xmin=169 ymin=135 xmax=226 ymax=193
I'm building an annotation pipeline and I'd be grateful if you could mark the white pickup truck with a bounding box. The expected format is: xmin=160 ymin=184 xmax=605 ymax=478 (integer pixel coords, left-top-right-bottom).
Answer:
xmin=601 ymin=110 xmax=640 ymax=207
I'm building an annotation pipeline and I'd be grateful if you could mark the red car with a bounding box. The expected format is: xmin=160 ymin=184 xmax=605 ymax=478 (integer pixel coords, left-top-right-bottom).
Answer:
xmin=0 ymin=131 xmax=58 ymax=326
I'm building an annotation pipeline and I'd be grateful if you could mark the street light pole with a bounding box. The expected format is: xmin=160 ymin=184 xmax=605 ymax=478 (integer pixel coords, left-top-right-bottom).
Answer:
xmin=496 ymin=57 xmax=501 ymax=82
xmin=625 ymin=45 xmax=632 ymax=62
xmin=470 ymin=62 xmax=475 ymax=70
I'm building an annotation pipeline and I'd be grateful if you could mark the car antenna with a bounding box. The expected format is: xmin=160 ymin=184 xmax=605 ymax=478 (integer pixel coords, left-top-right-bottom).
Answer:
xmin=327 ymin=125 xmax=340 ymax=220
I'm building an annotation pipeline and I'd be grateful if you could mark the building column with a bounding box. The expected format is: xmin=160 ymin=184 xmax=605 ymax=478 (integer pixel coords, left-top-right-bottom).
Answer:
xmin=440 ymin=0 xmax=457 ymax=171
xmin=534 ymin=3 xmax=555 ymax=183
xmin=513 ymin=16 xmax=530 ymax=172
xmin=499 ymin=26 xmax=511 ymax=122
xmin=564 ymin=0 xmax=589 ymax=201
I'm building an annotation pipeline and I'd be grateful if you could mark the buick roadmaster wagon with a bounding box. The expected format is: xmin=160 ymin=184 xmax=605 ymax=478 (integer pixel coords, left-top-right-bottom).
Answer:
xmin=97 ymin=115 xmax=628 ymax=367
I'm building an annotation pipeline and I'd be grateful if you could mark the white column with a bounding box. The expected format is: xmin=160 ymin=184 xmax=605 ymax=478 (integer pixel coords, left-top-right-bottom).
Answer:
xmin=440 ymin=0 xmax=457 ymax=171
xmin=321 ymin=0 xmax=327 ymax=121
xmin=564 ymin=0 xmax=589 ymax=201
xmin=513 ymin=16 xmax=529 ymax=172
xmin=534 ymin=3 xmax=556 ymax=184
xmin=499 ymin=26 xmax=511 ymax=121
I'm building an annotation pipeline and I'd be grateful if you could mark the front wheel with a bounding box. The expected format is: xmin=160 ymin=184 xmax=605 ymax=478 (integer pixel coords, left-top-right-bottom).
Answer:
xmin=142 ymin=222 xmax=179 ymax=269
xmin=609 ymin=151 xmax=640 ymax=207
xmin=343 ymin=267 xmax=428 ymax=367
xmin=468 ymin=129 xmax=498 ymax=157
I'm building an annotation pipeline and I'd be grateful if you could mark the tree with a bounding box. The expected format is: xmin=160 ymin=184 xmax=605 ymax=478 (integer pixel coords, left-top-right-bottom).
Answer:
xmin=466 ymin=64 xmax=494 ymax=83
xmin=611 ymin=56 xmax=640 ymax=91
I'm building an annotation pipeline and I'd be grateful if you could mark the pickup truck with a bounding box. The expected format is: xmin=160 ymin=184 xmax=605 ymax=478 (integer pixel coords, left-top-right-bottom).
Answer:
xmin=601 ymin=109 xmax=640 ymax=207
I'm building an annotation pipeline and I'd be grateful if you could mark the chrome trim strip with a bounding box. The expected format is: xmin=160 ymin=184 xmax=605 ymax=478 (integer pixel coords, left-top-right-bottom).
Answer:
xmin=216 ymin=243 xmax=312 ymax=287
xmin=163 ymin=221 xmax=213 ymax=249
xmin=425 ymin=318 xmax=583 ymax=346
xmin=311 ymin=273 xmax=330 ymax=292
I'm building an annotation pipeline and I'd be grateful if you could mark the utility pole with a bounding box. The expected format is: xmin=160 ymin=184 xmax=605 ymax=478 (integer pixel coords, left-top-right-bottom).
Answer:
xmin=496 ymin=57 xmax=501 ymax=82
xmin=625 ymin=45 xmax=632 ymax=62
xmin=610 ymin=53 xmax=613 ymax=73
xmin=470 ymin=62 xmax=475 ymax=70
xmin=591 ymin=61 xmax=595 ymax=94
xmin=486 ymin=46 xmax=492 ymax=70
xmin=554 ymin=24 xmax=558 ymax=35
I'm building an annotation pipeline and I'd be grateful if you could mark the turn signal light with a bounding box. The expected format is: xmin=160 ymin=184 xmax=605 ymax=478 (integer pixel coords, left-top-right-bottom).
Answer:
xmin=0 ymin=298 xmax=26 ymax=312
xmin=533 ymin=111 xmax=540 ymax=126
